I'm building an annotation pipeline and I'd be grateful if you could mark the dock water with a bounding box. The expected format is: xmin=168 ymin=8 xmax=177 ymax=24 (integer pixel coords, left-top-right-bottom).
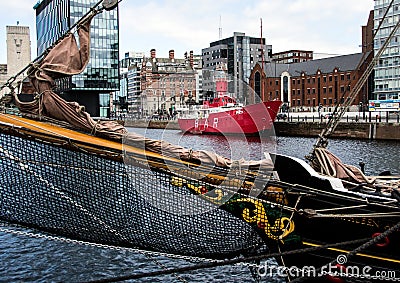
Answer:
xmin=122 ymin=119 xmax=400 ymax=141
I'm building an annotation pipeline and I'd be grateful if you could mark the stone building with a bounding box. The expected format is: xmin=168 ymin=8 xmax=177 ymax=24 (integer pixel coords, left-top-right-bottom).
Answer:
xmin=140 ymin=49 xmax=196 ymax=117
xmin=0 ymin=25 xmax=31 ymax=97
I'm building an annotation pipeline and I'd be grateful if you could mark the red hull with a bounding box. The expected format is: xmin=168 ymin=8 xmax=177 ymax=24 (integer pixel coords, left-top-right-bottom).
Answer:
xmin=178 ymin=100 xmax=282 ymax=135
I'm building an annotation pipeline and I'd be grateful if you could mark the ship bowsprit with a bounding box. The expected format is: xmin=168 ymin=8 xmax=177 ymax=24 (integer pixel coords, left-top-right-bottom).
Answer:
xmin=0 ymin=132 xmax=278 ymax=259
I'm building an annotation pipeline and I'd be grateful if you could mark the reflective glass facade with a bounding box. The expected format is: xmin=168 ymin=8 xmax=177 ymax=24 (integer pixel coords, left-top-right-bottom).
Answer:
xmin=374 ymin=0 xmax=400 ymax=100
xmin=36 ymin=0 xmax=69 ymax=54
xmin=35 ymin=0 xmax=119 ymax=93
xmin=99 ymin=93 xmax=110 ymax=117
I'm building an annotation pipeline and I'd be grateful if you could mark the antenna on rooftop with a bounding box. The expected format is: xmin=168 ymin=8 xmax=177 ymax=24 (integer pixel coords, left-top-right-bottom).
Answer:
xmin=219 ymin=15 xmax=222 ymax=39
xmin=260 ymin=18 xmax=264 ymax=70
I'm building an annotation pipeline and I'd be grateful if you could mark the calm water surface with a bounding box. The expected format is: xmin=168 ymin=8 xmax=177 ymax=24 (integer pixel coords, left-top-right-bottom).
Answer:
xmin=0 ymin=128 xmax=399 ymax=282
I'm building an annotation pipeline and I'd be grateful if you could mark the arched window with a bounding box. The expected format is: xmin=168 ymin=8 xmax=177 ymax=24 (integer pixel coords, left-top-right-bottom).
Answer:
xmin=283 ymin=76 xmax=289 ymax=102
xmin=254 ymin=72 xmax=261 ymax=97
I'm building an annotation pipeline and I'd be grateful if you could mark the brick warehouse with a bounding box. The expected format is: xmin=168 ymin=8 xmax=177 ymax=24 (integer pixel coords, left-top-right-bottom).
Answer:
xmin=249 ymin=8 xmax=374 ymax=113
xmin=249 ymin=51 xmax=373 ymax=112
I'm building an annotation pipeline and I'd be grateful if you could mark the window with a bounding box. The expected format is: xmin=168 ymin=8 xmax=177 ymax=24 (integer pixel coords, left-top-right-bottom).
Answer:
xmin=283 ymin=76 xmax=289 ymax=102
xmin=254 ymin=72 xmax=261 ymax=96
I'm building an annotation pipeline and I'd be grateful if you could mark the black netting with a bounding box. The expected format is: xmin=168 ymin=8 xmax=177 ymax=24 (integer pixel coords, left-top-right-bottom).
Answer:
xmin=0 ymin=133 xmax=276 ymax=259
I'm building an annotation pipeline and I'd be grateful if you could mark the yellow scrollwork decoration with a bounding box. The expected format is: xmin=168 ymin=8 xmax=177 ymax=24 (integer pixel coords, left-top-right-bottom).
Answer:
xmin=171 ymin=177 xmax=224 ymax=203
xmin=230 ymin=197 xmax=295 ymax=241
xmin=171 ymin=177 xmax=295 ymax=241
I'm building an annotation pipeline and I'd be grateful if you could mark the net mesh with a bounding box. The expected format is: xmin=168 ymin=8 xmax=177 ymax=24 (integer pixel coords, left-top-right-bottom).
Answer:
xmin=0 ymin=131 xmax=294 ymax=259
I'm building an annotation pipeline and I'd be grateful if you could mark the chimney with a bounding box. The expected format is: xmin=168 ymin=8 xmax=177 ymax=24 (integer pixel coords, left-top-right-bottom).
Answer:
xmin=150 ymin=48 xmax=156 ymax=59
xmin=184 ymin=51 xmax=188 ymax=59
xmin=169 ymin=49 xmax=175 ymax=60
xmin=189 ymin=50 xmax=194 ymax=68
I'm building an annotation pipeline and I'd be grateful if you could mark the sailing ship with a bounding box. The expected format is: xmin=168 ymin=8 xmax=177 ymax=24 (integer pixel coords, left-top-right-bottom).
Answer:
xmin=0 ymin=1 xmax=399 ymax=282
xmin=177 ymin=64 xmax=281 ymax=135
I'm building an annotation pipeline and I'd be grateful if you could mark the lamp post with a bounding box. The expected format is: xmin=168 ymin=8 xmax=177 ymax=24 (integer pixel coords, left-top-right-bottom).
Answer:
xmin=318 ymin=103 xmax=322 ymax=118
xmin=156 ymin=89 xmax=160 ymax=115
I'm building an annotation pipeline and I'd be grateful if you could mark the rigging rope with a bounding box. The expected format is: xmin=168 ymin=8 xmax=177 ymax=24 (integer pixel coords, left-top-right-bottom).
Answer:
xmin=81 ymin=238 xmax=372 ymax=283
xmin=0 ymin=0 xmax=106 ymax=93
xmin=306 ymin=0 xmax=398 ymax=165
xmin=289 ymin=220 xmax=400 ymax=283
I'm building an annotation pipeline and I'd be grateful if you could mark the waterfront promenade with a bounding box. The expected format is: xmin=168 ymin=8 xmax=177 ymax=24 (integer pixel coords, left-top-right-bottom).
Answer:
xmin=120 ymin=113 xmax=400 ymax=141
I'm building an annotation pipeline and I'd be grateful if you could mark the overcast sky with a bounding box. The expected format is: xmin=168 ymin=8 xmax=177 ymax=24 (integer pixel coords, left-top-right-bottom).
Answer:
xmin=0 ymin=0 xmax=374 ymax=64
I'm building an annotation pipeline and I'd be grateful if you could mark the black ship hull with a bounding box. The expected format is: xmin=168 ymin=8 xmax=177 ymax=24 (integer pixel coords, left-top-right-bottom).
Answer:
xmin=267 ymin=153 xmax=400 ymax=282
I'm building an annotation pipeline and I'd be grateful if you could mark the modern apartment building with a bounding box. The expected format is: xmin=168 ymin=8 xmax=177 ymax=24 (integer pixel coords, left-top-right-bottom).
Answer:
xmin=202 ymin=32 xmax=272 ymax=104
xmin=114 ymin=52 xmax=144 ymax=117
xmin=34 ymin=0 xmax=120 ymax=117
xmin=272 ymin=50 xmax=313 ymax=64
xmin=126 ymin=65 xmax=142 ymax=116
xmin=373 ymin=0 xmax=400 ymax=103
xmin=120 ymin=51 xmax=145 ymax=70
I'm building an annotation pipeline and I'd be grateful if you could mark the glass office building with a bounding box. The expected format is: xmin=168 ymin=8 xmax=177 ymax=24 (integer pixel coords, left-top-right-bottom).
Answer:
xmin=34 ymin=0 xmax=120 ymax=117
xmin=373 ymin=0 xmax=400 ymax=101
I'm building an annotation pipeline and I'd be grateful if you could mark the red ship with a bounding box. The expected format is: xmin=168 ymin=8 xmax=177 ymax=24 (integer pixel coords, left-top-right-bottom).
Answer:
xmin=177 ymin=64 xmax=281 ymax=135
xmin=177 ymin=97 xmax=281 ymax=135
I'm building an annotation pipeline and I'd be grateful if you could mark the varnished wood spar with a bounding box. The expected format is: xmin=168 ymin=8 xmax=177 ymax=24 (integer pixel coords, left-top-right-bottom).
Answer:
xmin=0 ymin=113 xmax=123 ymax=159
xmin=0 ymin=113 xmax=266 ymax=189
